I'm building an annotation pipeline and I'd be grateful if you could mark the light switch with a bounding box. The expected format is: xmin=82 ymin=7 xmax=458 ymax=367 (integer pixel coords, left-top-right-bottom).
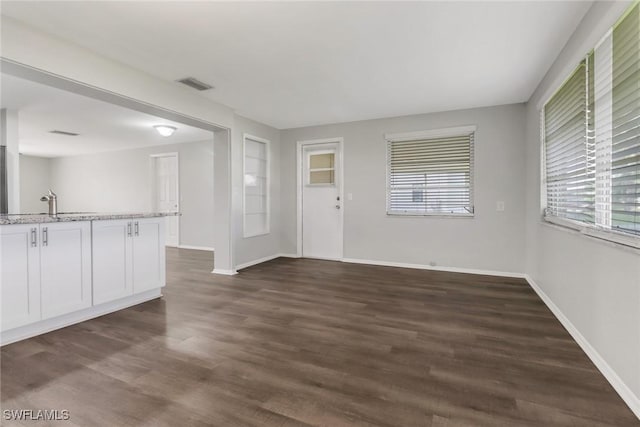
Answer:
xmin=497 ymin=201 xmax=505 ymax=212
xmin=347 ymin=193 xmax=353 ymax=201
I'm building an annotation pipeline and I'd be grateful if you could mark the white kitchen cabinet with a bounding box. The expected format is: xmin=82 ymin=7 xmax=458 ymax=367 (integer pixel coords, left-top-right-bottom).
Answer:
xmin=1 ymin=215 xmax=166 ymax=345
xmin=92 ymin=219 xmax=133 ymax=305
xmin=0 ymin=224 xmax=41 ymax=331
xmin=91 ymin=217 xmax=165 ymax=304
xmin=132 ymin=218 xmax=166 ymax=294
xmin=40 ymin=222 xmax=92 ymax=319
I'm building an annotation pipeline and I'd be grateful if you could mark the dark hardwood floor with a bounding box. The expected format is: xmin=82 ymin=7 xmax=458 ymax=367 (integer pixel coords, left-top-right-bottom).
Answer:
xmin=1 ymin=248 xmax=638 ymax=426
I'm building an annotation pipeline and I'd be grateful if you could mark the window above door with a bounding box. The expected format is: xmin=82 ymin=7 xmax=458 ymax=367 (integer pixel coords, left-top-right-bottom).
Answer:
xmin=307 ymin=151 xmax=336 ymax=186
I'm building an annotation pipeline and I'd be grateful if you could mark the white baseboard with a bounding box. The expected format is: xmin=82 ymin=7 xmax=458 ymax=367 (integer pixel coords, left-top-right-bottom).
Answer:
xmin=525 ymin=274 xmax=640 ymax=420
xmin=341 ymin=257 xmax=526 ymax=279
xmin=237 ymin=253 xmax=523 ymax=278
xmin=235 ymin=253 xmax=301 ymax=271
xmin=214 ymin=253 xmax=296 ymax=274
xmin=177 ymin=244 xmax=215 ymax=252
xmin=278 ymin=253 xmax=301 ymax=258
xmin=211 ymin=269 xmax=237 ymax=276
xmin=0 ymin=289 xmax=162 ymax=346
xmin=305 ymin=255 xmax=343 ymax=262
xmin=236 ymin=254 xmax=282 ymax=271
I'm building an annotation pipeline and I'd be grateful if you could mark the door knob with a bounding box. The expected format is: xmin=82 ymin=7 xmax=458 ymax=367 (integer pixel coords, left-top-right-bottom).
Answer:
xmin=335 ymin=205 xmax=341 ymax=209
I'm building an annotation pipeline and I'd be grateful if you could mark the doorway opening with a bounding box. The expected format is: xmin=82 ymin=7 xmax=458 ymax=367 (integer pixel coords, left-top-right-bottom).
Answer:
xmin=1 ymin=59 xmax=233 ymax=273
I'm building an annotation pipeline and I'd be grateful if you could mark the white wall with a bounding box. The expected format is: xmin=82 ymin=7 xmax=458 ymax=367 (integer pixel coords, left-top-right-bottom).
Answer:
xmin=178 ymin=141 xmax=216 ymax=249
xmin=233 ymin=115 xmax=282 ymax=267
xmin=49 ymin=140 xmax=215 ymax=249
xmin=524 ymin=0 xmax=640 ymax=415
xmin=19 ymin=155 xmax=51 ymax=213
xmin=280 ymin=104 xmax=527 ymax=274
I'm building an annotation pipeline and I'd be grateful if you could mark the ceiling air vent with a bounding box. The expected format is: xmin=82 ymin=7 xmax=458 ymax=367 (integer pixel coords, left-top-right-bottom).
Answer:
xmin=177 ymin=77 xmax=213 ymax=91
xmin=49 ymin=130 xmax=79 ymax=136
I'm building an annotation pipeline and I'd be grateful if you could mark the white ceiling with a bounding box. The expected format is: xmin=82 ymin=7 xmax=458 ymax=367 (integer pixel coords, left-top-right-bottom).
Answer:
xmin=0 ymin=74 xmax=213 ymax=158
xmin=1 ymin=1 xmax=592 ymax=129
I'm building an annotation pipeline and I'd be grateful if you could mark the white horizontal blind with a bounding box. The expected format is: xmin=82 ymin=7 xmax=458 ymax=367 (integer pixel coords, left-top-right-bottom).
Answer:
xmin=544 ymin=59 xmax=594 ymax=223
xmin=594 ymin=32 xmax=613 ymax=229
xmin=243 ymin=136 xmax=269 ymax=237
xmin=611 ymin=3 xmax=640 ymax=235
xmin=543 ymin=1 xmax=640 ymax=241
xmin=387 ymin=132 xmax=474 ymax=215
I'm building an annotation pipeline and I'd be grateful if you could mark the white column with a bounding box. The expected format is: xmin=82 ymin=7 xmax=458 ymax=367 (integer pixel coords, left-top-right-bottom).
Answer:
xmin=212 ymin=128 xmax=236 ymax=275
xmin=0 ymin=109 xmax=20 ymax=213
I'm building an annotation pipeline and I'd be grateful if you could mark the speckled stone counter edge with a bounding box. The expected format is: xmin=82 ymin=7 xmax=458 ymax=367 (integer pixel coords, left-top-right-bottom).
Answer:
xmin=0 ymin=212 xmax=180 ymax=225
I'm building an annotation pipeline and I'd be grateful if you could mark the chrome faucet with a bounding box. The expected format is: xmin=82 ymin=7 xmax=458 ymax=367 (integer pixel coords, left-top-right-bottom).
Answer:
xmin=40 ymin=189 xmax=58 ymax=216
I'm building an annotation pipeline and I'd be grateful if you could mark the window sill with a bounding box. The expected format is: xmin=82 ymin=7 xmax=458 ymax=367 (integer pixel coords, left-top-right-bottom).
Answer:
xmin=387 ymin=212 xmax=474 ymax=219
xmin=542 ymin=216 xmax=640 ymax=251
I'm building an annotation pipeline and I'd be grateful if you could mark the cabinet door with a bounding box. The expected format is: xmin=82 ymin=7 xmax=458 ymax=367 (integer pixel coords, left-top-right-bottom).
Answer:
xmin=92 ymin=220 xmax=133 ymax=305
xmin=132 ymin=218 xmax=166 ymax=294
xmin=40 ymin=221 xmax=92 ymax=319
xmin=0 ymin=225 xmax=41 ymax=331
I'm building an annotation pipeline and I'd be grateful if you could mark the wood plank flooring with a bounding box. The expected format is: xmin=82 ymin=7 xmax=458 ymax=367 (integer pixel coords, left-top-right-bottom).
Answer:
xmin=1 ymin=248 xmax=638 ymax=426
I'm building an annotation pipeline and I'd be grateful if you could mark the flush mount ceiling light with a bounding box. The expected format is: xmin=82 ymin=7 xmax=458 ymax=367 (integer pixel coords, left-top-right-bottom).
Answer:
xmin=153 ymin=125 xmax=177 ymax=137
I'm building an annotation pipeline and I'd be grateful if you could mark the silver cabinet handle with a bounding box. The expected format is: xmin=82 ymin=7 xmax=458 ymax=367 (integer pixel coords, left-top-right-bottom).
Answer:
xmin=42 ymin=227 xmax=48 ymax=247
xmin=31 ymin=228 xmax=38 ymax=247
xmin=134 ymin=221 xmax=139 ymax=237
xmin=127 ymin=222 xmax=132 ymax=237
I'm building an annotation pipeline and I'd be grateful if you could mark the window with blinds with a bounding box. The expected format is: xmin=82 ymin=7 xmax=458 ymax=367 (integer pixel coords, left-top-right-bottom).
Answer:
xmin=612 ymin=4 xmax=640 ymax=235
xmin=544 ymin=59 xmax=593 ymax=223
xmin=543 ymin=2 xmax=639 ymax=241
xmin=386 ymin=127 xmax=475 ymax=216
xmin=243 ymin=134 xmax=270 ymax=237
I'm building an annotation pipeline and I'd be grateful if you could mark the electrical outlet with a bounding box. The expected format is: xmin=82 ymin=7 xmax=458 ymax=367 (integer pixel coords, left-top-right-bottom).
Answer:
xmin=347 ymin=193 xmax=353 ymax=201
xmin=497 ymin=201 xmax=505 ymax=212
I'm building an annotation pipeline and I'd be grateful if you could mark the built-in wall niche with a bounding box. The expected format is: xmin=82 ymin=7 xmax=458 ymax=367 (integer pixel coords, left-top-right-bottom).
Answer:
xmin=243 ymin=134 xmax=270 ymax=238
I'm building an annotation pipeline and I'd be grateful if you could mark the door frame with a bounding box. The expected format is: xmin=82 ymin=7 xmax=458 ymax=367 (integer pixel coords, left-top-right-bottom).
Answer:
xmin=150 ymin=152 xmax=180 ymax=247
xmin=296 ymin=137 xmax=344 ymax=259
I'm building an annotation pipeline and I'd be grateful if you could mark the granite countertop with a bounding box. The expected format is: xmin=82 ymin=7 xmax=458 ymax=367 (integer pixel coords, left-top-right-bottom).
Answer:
xmin=0 ymin=212 xmax=180 ymax=225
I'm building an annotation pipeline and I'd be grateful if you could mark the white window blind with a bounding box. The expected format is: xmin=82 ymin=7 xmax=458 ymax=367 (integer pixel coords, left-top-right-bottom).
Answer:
xmin=543 ymin=2 xmax=640 ymax=242
xmin=243 ymin=135 xmax=269 ymax=237
xmin=544 ymin=59 xmax=594 ymax=223
xmin=594 ymin=31 xmax=613 ymax=229
xmin=611 ymin=4 xmax=640 ymax=235
xmin=387 ymin=129 xmax=474 ymax=216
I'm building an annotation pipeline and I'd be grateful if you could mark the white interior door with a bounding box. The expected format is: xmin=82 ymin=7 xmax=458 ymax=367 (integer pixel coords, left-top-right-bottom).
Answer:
xmin=153 ymin=154 xmax=179 ymax=247
xmin=301 ymin=142 xmax=343 ymax=260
